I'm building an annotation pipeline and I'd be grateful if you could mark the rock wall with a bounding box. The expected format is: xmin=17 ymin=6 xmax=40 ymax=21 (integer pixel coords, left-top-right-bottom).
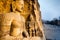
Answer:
xmin=25 ymin=0 xmax=45 ymax=39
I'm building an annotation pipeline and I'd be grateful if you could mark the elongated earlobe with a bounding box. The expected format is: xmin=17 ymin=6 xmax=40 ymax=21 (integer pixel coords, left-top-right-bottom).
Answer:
xmin=12 ymin=1 xmax=16 ymax=12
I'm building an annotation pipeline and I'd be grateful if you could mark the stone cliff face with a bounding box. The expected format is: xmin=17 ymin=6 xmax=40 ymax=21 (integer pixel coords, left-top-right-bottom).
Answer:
xmin=25 ymin=0 xmax=45 ymax=38
xmin=0 ymin=0 xmax=45 ymax=40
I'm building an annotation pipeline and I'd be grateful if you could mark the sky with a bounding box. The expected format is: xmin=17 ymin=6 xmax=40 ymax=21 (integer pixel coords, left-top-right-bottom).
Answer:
xmin=38 ymin=0 xmax=60 ymax=21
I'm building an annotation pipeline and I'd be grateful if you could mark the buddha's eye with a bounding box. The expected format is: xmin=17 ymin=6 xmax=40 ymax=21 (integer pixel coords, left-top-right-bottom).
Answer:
xmin=13 ymin=0 xmax=16 ymax=1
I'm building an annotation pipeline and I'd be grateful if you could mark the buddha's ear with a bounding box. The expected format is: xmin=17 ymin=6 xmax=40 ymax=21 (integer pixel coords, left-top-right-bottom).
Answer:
xmin=12 ymin=1 xmax=16 ymax=12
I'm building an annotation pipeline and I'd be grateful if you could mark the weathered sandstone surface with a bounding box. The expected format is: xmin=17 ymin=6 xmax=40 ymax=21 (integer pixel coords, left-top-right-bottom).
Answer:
xmin=0 ymin=0 xmax=46 ymax=40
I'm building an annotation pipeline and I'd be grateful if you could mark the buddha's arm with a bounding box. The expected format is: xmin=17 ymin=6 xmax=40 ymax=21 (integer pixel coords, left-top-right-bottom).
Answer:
xmin=10 ymin=20 xmax=21 ymax=36
xmin=10 ymin=20 xmax=29 ymax=37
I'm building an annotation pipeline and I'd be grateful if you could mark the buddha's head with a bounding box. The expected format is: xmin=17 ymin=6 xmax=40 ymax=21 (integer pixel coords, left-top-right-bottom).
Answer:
xmin=12 ymin=0 xmax=34 ymax=20
xmin=12 ymin=0 xmax=24 ymax=12
xmin=12 ymin=0 xmax=31 ymax=19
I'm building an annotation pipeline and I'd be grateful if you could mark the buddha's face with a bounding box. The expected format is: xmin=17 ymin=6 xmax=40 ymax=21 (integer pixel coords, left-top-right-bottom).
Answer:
xmin=15 ymin=0 xmax=24 ymax=12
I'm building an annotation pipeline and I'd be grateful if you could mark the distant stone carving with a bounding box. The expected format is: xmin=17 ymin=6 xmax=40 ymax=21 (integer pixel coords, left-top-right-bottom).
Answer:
xmin=0 ymin=0 xmax=46 ymax=40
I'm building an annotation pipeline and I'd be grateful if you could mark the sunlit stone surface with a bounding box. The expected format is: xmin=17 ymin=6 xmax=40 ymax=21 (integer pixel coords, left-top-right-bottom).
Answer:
xmin=0 ymin=0 xmax=46 ymax=40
